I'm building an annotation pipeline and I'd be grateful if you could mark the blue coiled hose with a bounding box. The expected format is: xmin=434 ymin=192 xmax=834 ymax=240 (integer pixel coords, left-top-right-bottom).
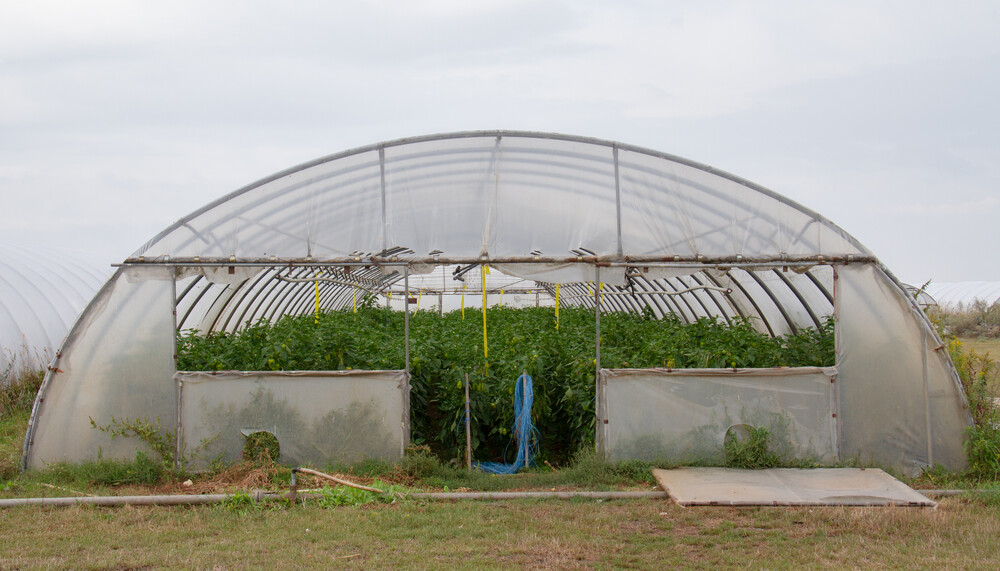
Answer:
xmin=476 ymin=373 xmax=538 ymax=474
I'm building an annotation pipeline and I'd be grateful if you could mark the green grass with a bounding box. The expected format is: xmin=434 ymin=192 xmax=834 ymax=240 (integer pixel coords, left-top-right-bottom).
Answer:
xmin=2 ymin=497 xmax=1000 ymax=569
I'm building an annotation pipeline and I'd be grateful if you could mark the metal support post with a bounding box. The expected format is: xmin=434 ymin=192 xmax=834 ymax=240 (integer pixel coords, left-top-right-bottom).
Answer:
xmin=404 ymin=267 xmax=410 ymax=373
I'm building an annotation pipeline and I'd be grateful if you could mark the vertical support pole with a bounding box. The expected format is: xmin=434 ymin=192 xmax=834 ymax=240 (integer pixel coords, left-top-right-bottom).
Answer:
xmin=404 ymin=266 xmax=410 ymax=374
xmin=922 ymin=332 xmax=934 ymax=467
xmin=594 ymin=266 xmax=602 ymax=445
xmin=465 ymin=373 xmax=472 ymax=472
xmin=831 ymin=267 xmax=842 ymax=461
xmin=171 ymin=271 xmax=182 ymax=471
xmin=379 ymin=145 xmax=388 ymax=254
xmin=482 ymin=265 xmax=488 ymax=362
xmin=613 ymin=144 xmax=623 ymax=257
xmin=438 ymin=291 xmax=444 ymax=317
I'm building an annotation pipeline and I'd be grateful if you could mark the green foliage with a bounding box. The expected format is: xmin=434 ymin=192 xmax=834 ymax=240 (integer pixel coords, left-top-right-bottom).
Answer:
xmin=0 ymin=411 xmax=28 ymax=482
xmin=966 ymin=424 xmax=1000 ymax=480
xmin=945 ymin=339 xmax=1000 ymax=480
xmin=220 ymin=490 xmax=260 ymax=516
xmin=89 ymin=416 xmax=178 ymax=471
xmin=317 ymin=480 xmax=402 ymax=507
xmin=398 ymin=444 xmax=442 ymax=479
xmin=724 ymin=425 xmax=780 ymax=469
xmin=931 ymin=300 xmax=1000 ymax=338
xmin=243 ymin=431 xmax=280 ymax=465
xmin=178 ymin=306 xmax=834 ymax=463
xmin=35 ymin=452 xmax=166 ymax=487
xmin=0 ymin=369 xmax=43 ymax=418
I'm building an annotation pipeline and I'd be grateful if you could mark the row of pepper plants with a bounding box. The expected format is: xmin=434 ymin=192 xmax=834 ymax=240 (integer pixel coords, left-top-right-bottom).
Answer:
xmin=177 ymin=304 xmax=834 ymax=463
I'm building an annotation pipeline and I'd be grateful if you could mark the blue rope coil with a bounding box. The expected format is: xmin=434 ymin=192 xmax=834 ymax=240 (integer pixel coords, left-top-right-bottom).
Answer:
xmin=477 ymin=373 xmax=538 ymax=474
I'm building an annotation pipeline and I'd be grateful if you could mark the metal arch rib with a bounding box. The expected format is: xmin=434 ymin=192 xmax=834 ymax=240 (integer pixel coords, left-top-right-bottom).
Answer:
xmin=133 ymin=130 xmax=875 ymax=261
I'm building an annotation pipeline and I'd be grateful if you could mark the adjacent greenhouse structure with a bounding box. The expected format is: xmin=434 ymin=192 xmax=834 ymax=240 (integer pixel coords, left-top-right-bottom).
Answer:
xmin=22 ymin=131 xmax=972 ymax=475
xmin=1 ymin=242 xmax=110 ymax=386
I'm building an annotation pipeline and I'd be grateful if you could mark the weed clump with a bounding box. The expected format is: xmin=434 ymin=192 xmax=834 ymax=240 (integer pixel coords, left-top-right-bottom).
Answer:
xmin=0 ymin=369 xmax=42 ymax=418
xmin=947 ymin=339 xmax=1000 ymax=480
xmin=724 ymin=425 xmax=780 ymax=469
xmin=931 ymin=300 xmax=1000 ymax=338
xmin=242 ymin=431 xmax=280 ymax=465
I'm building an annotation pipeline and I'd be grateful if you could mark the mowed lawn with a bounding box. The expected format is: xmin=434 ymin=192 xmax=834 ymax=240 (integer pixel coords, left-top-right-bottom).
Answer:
xmin=2 ymin=496 xmax=1000 ymax=569
xmin=961 ymin=337 xmax=1000 ymax=360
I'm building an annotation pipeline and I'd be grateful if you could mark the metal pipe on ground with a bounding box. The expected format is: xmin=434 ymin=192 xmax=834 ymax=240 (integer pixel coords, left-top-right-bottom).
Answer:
xmin=0 ymin=490 xmax=285 ymax=508
xmin=4 ymin=489 xmax=988 ymax=509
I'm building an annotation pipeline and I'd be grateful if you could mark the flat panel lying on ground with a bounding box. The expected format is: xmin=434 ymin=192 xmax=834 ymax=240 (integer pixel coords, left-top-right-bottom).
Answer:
xmin=652 ymin=467 xmax=935 ymax=507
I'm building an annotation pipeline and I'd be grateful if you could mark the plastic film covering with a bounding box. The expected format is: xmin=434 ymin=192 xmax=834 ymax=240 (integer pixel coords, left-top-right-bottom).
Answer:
xmin=133 ymin=132 xmax=870 ymax=262
xmin=835 ymin=265 xmax=970 ymax=474
xmin=597 ymin=367 xmax=838 ymax=464
xmin=176 ymin=370 xmax=409 ymax=469
xmin=543 ymin=266 xmax=833 ymax=337
xmin=174 ymin=265 xmax=398 ymax=333
xmin=138 ymin=150 xmax=384 ymax=260
xmin=0 ymin=242 xmax=110 ymax=384
xmin=924 ymin=281 xmax=1000 ymax=310
xmin=25 ymin=267 xmax=175 ymax=468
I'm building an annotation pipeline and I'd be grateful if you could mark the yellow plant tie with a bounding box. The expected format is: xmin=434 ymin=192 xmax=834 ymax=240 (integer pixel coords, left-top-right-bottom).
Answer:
xmin=417 ymin=289 xmax=423 ymax=311
xmin=555 ymin=283 xmax=560 ymax=330
xmin=314 ymin=273 xmax=320 ymax=324
xmin=461 ymin=283 xmax=466 ymax=320
xmin=482 ymin=265 xmax=489 ymax=360
xmin=352 ymin=284 xmax=357 ymax=314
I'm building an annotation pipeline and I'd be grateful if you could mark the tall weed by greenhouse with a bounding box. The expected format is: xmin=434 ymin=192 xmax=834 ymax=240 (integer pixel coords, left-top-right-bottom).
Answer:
xmin=178 ymin=306 xmax=834 ymax=461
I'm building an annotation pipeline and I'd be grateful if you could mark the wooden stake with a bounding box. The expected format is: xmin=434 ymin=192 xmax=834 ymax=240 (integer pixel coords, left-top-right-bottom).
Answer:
xmin=465 ymin=372 xmax=472 ymax=471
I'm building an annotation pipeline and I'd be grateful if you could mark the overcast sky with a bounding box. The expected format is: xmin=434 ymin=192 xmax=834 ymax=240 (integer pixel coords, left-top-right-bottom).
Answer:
xmin=1 ymin=0 xmax=998 ymax=284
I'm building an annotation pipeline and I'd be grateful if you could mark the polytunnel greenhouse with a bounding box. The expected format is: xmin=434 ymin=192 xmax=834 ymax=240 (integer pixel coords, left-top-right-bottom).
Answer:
xmin=22 ymin=131 xmax=972 ymax=476
xmin=1 ymin=242 xmax=110 ymax=386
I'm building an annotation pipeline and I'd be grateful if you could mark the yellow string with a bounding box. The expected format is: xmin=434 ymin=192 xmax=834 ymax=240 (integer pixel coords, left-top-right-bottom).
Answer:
xmin=461 ymin=283 xmax=466 ymax=320
xmin=352 ymin=284 xmax=357 ymax=314
xmin=314 ymin=274 xmax=320 ymax=325
xmin=555 ymin=284 xmax=560 ymax=330
xmin=417 ymin=289 xmax=423 ymax=311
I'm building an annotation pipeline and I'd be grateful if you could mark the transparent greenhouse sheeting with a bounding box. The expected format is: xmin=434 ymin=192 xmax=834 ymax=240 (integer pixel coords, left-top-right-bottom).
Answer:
xmin=176 ymin=370 xmax=409 ymax=469
xmin=597 ymin=367 xmax=838 ymax=464
xmin=835 ymin=265 xmax=970 ymax=475
xmin=25 ymin=267 xmax=176 ymax=469
xmin=0 ymin=241 xmax=111 ymax=385
xmin=172 ymin=262 xmax=834 ymax=339
xmin=133 ymin=132 xmax=869 ymax=262
xmin=923 ymin=281 xmax=1000 ymax=310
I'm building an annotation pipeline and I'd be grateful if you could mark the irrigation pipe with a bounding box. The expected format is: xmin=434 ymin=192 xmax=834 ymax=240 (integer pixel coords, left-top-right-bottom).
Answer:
xmin=2 ymin=487 xmax=990 ymax=509
xmin=0 ymin=491 xmax=285 ymax=508
xmin=408 ymin=491 xmax=669 ymax=500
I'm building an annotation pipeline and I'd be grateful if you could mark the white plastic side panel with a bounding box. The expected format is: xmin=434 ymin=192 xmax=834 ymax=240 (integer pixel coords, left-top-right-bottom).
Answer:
xmin=836 ymin=264 xmax=970 ymax=475
xmin=597 ymin=367 xmax=838 ymax=464
xmin=26 ymin=267 xmax=175 ymax=468
xmin=177 ymin=370 xmax=409 ymax=469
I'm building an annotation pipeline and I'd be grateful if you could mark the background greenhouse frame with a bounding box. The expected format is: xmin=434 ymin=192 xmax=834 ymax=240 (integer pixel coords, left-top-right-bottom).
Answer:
xmin=21 ymin=131 xmax=972 ymax=475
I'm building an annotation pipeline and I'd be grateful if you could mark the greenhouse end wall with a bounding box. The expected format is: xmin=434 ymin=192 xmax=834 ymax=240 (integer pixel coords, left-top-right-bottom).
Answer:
xmin=25 ymin=267 xmax=176 ymax=468
xmin=596 ymin=367 xmax=839 ymax=464
xmin=176 ymin=370 xmax=409 ymax=469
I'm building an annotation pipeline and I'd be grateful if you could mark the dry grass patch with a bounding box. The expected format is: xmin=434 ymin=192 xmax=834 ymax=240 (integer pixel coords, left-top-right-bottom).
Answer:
xmin=2 ymin=498 xmax=1000 ymax=569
